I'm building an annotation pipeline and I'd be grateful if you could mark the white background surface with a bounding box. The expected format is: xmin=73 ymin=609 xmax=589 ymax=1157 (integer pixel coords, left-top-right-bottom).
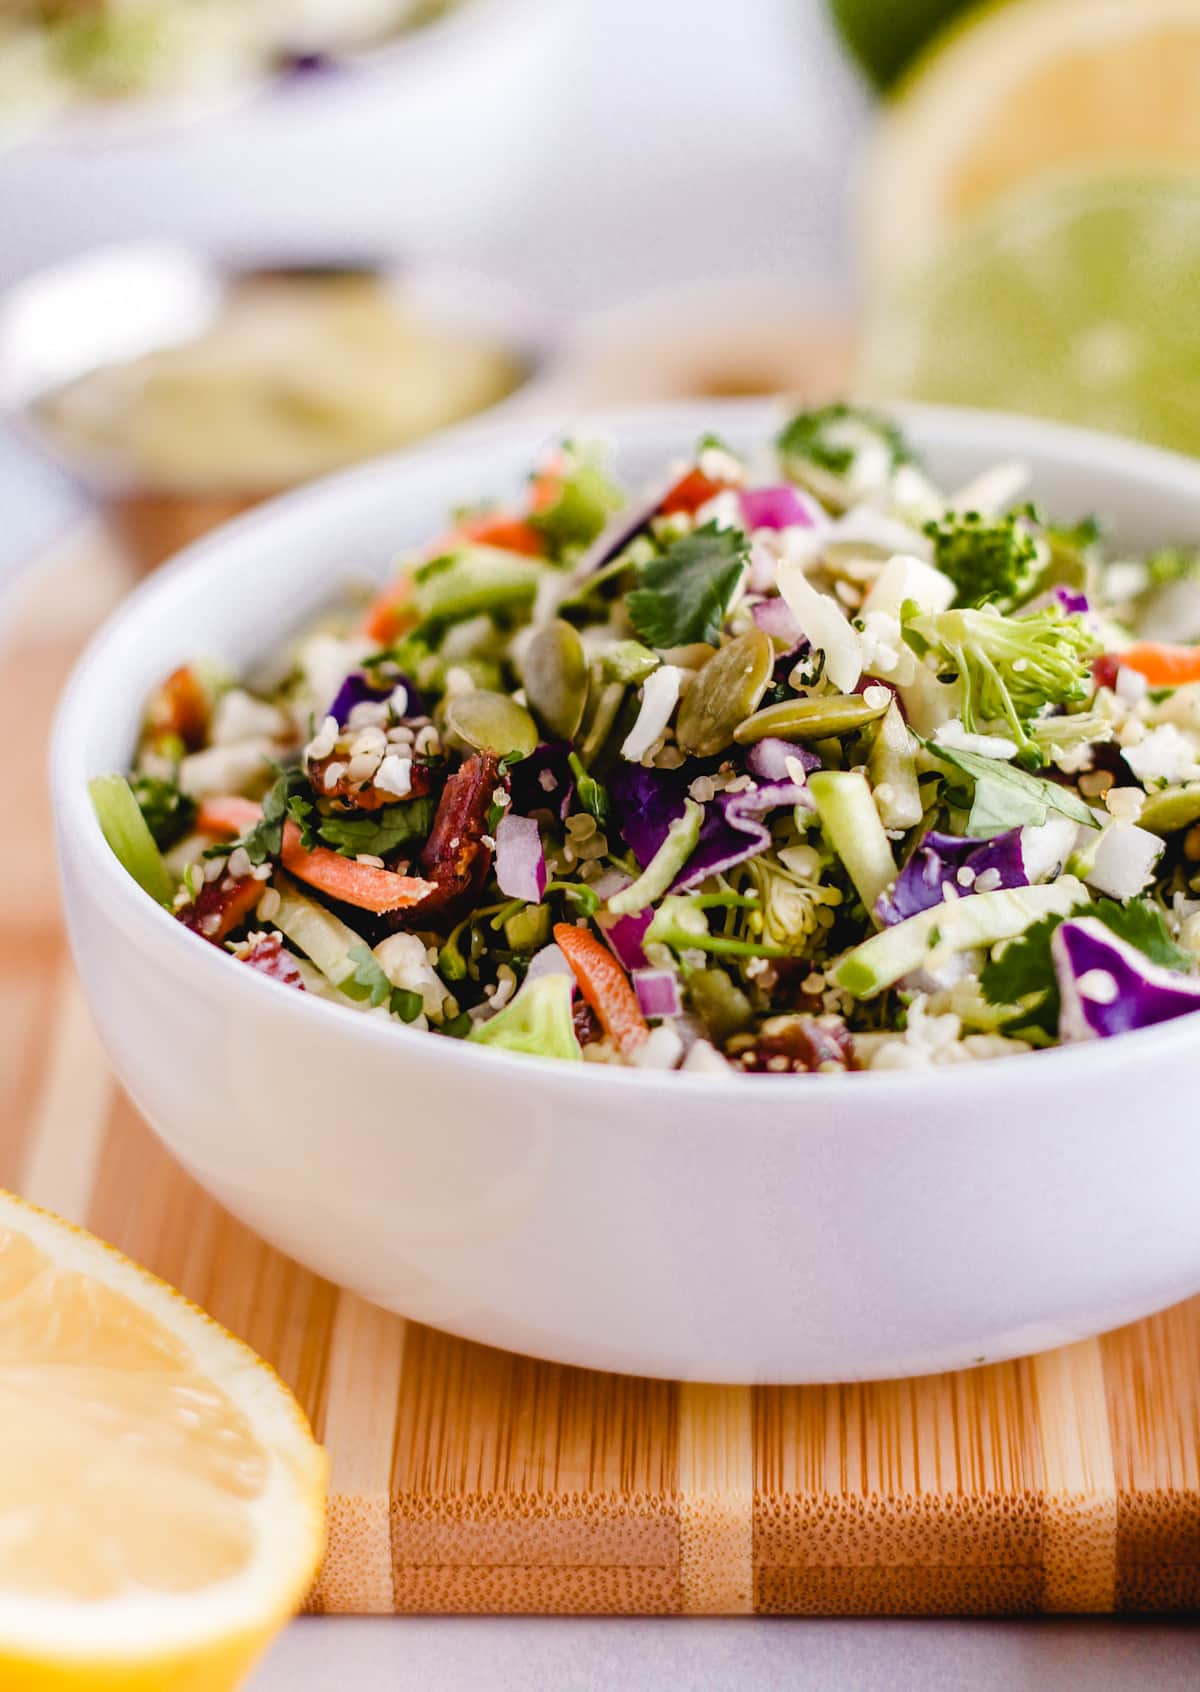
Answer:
xmin=1 ymin=0 xmax=1196 ymax=1682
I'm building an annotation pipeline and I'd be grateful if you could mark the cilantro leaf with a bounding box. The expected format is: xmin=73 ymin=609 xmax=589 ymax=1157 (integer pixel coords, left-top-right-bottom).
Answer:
xmin=980 ymin=897 xmax=1189 ymax=1036
xmin=1092 ymin=898 xmax=1192 ymax=971
xmin=627 ymin=523 xmax=748 ymax=648
xmin=129 ymin=772 xmax=196 ymax=851
xmin=348 ymin=946 xmax=424 ymax=1022
xmin=225 ymin=767 xmax=307 ymax=866
xmin=925 ymin=742 xmax=1097 ymax=837
xmin=315 ymin=798 xmax=435 ymax=860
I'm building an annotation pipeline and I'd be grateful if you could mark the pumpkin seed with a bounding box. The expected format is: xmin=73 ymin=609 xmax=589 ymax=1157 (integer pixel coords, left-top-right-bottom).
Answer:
xmin=676 ymin=628 xmax=774 ymax=757
xmin=443 ymin=690 xmax=539 ymax=760
xmin=578 ymin=675 xmax=626 ymax=765
xmin=1138 ymin=784 xmax=1200 ymax=836
xmin=521 ymin=619 xmax=589 ymax=741
xmin=733 ymin=692 xmax=889 ymax=745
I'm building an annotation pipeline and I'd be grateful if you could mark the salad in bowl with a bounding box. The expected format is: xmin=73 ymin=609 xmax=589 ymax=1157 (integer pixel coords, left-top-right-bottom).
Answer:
xmin=92 ymin=403 xmax=1200 ymax=1079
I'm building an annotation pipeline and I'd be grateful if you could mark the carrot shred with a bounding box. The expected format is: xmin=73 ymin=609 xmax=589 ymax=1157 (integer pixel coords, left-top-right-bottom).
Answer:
xmin=1116 ymin=643 xmax=1200 ymax=688
xmin=196 ymin=796 xmax=264 ymax=837
xmin=361 ymin=576 xmax=418 ymax=644
xmin=553 ymin=923 xmax=649 ymax=1056
xmin=456 ymin=513 xmax=546 ymax=556
xmin=280 ymin=821 xmax=434 ymax=913
xmin=658 ymin=467 xmax=727 ymax=518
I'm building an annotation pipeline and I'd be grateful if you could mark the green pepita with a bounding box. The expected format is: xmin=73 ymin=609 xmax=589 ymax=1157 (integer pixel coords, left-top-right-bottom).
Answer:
xmin=1137 ymin=784 xmax=1200 ymax=836
xmin=733 ymin=691 xmax=890 ymax=745
xmin=443 ymin=690 xmax=539 ymax=760
xmin=578 ymin=674 xmax=627 ymax=766
xmin=521 ymin=619 xmax=589 ymax=741
xmin=676 ymin=628 xmax=774 ymax=757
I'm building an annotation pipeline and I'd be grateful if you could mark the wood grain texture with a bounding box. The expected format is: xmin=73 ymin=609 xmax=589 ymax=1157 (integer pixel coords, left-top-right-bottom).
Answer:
xmin=3 ymin=534 xmax=1199 ymax=1616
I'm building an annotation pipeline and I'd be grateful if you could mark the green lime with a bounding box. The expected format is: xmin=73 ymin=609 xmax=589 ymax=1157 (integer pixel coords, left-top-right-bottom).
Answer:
xmin=828 ymin=0 xmax=974 ymax=89
xmin=859 ymin=170 xmax=1200 ymax=457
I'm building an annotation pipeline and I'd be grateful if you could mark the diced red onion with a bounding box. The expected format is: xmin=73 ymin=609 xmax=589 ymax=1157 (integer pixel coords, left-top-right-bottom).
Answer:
xmin=494 ymin=814 xmax=546 ymax=904
xmin=633 ymin=968 xmax=682 ymax=1020
xmin=751 ymin=595 xmax=804 ymax=645
xmin=526 ymin=942 xmax=576 ymax=986
xmin=739 ymin=485 xmax=823 ymax=532
xmin=745 ymin=737 xmax=819 ymax=782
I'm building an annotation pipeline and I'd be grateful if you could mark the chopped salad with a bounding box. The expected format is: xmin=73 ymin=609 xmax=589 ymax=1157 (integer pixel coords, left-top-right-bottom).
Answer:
xmin=93 ymin=406 xmax=1200 ymax=1075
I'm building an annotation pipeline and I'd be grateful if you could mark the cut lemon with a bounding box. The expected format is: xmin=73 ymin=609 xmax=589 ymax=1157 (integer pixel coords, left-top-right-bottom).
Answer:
xmin=859 ymin=171 xmax=1200 ymax=456
xmin=0 ymin=1190 xmax=326 ymax=1692
xmin=861 ymin=0 xmax=1200 ymax=278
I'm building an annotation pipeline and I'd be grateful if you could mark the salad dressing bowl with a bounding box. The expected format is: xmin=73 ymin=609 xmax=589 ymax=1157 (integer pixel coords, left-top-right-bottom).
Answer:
xmin=52 ymin=401 xmax=1200 ymax=1383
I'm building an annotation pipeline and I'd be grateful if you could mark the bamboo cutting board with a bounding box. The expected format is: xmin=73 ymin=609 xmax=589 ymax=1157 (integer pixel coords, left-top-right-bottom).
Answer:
xmin=4 ymin=535 xmax=1200 ymax=1617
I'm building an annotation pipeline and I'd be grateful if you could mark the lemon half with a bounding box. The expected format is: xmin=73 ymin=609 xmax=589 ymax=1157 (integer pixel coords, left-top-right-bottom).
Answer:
xmin=0 ymin=1190 xmax=327 ymax=1692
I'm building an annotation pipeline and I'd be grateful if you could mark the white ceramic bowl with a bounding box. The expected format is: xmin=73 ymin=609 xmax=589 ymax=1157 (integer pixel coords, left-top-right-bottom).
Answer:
xmin=52 ymin=400 xmax=1200 ymax=1383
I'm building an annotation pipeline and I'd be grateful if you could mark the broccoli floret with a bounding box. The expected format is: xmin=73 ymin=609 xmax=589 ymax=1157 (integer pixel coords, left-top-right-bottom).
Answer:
xmin=777 ymin=404 xmax=912 ymax=484
xmin=902 ymin=604 xmax=1101 ymax=768
xmin=467 ymin=973 xmax=582 ymax=1061
xmin=128 ymin=773 xmax=196 ymax=851
xmin=925 ymin=509 xmax=1041 ymax=609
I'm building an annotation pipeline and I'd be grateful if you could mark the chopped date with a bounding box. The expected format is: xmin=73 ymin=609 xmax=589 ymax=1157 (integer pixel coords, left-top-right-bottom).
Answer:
xmin=726 ymin=1015 xmax=857 ymax=1075
xmin=240 ymin=934 xmax=306 ymax=989
xmin=177 ymin=874 xmax=263 ymax=945
xmin=572 ymin=996 xmax=601 ymax=1047
xmin=146 ymin=664 xmax=210 ymax=751
xmin=409 ymin=752 xmax=501 ymax=917
xmin=308 ymin=753 xmax=434 ymax=813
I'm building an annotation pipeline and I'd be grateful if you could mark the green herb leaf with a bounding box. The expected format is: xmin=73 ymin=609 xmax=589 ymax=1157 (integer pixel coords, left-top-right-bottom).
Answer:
xmin=315 ymin=797 xmax=435 ymax=860
xmin=234 ymin=767 xmax=306 ymax=866
xmin=567 ymin=752 xmax=610 ymax=827
xmin=626 ymin=523 xmax=748 ymax=648
xmin=925 ymin=742 xmax=1097 ymax=837
xmin=1093 ymin=898 xmax=1192 ymax=971
xmin=348 ymin=946 xmax=424 ymax=1022
xmin=127 ymin=772 xmax=197 ymax=852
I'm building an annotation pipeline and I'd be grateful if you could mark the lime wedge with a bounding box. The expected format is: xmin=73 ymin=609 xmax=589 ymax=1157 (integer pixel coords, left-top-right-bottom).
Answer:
xmin=859 ymin=170 xmax=1200 ymax=456
xmin=861 ymin=0 xmax=1200 ymax=279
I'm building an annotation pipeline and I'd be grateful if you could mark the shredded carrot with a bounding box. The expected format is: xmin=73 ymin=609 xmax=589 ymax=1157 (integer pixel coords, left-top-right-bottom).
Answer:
xmin=196 ymin=795 xmax=263 ymax=837
xmin=553 ymin=923 xmax=649 ymax=1056
xmin=457 ymin=513 xmax=546 ymax=556
xmin=1115 ymin=643 xmax=1200 ymax=688
xmin=658 ymin=467 xmax=727 ymax=518
xmin=280 ymin=821 xmax=434 ymax=913
xmin=529 ymin=468 xmax=564 ymax=513
xmin=361 ymin=575 xmax=418 ymax=644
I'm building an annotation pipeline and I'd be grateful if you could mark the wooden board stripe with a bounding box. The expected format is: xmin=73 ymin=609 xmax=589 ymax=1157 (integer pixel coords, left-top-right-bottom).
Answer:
xmin=8 ymin=968 xmax=1200 ymax=1613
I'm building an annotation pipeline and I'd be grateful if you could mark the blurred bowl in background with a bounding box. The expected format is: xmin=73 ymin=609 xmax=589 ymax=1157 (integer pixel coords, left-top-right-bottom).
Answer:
xmin=0 ymin=241 xmax=555 ymax=572
xmin=542 ymin=276 xmax=856 ymax=410
xmin=0 ymin=0 xmax=572 ymax=271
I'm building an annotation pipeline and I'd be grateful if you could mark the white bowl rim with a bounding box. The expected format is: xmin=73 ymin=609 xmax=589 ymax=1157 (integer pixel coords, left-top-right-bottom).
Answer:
xmin=51 ymin=395 xmax=1200 ymax=1102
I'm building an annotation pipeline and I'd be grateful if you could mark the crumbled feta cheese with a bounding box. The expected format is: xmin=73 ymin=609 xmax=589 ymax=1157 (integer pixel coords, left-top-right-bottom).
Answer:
xmin=630 ymin=1025 xmax=685 ymax=1070
xmin=621 ymin=665 xmax=683 ymax=763
xmin=681 ymin=1039 xmax=734 ymax=1075
xmin=1114 ymin=665 xmax=1149 ymax=705
xmin=374 ymin=755 xmax=413 ymax=799
xmin=373 ymin=933 xmax=451 ymax=1020
xmin=178 ymin=739 xmax=274 ymax=799
xmin=210 ymin=689 xmax=289 ymax=747
xmin=1084 ymin=821 xmax=1164 ymax=900
xmin=861 ymin=552 xmax=955 ymax=620
xmin=1120 ymin=724 xmax=1200 ymax=786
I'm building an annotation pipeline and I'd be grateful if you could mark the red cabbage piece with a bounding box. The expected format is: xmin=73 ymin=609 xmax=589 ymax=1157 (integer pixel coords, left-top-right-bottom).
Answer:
xmin=1054 ymin=585 xmax=1090 ymax=616
xmin=1053 ymin=917 xmax=1200 ymax=1040
xmin=744 ymin=737 xmax=820 ymax=783
xmin=876 ymin=829 xmax=1027 ymax=925
xmin=327 ymin=670 xmax=423 ymax=727
xmin=608 ymin=762 xmax=814 ymax=890
xmin=739 ymin=485 xmax=823 ymax=532
xmin=509 ymin=742 xmax=574 ymax=821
